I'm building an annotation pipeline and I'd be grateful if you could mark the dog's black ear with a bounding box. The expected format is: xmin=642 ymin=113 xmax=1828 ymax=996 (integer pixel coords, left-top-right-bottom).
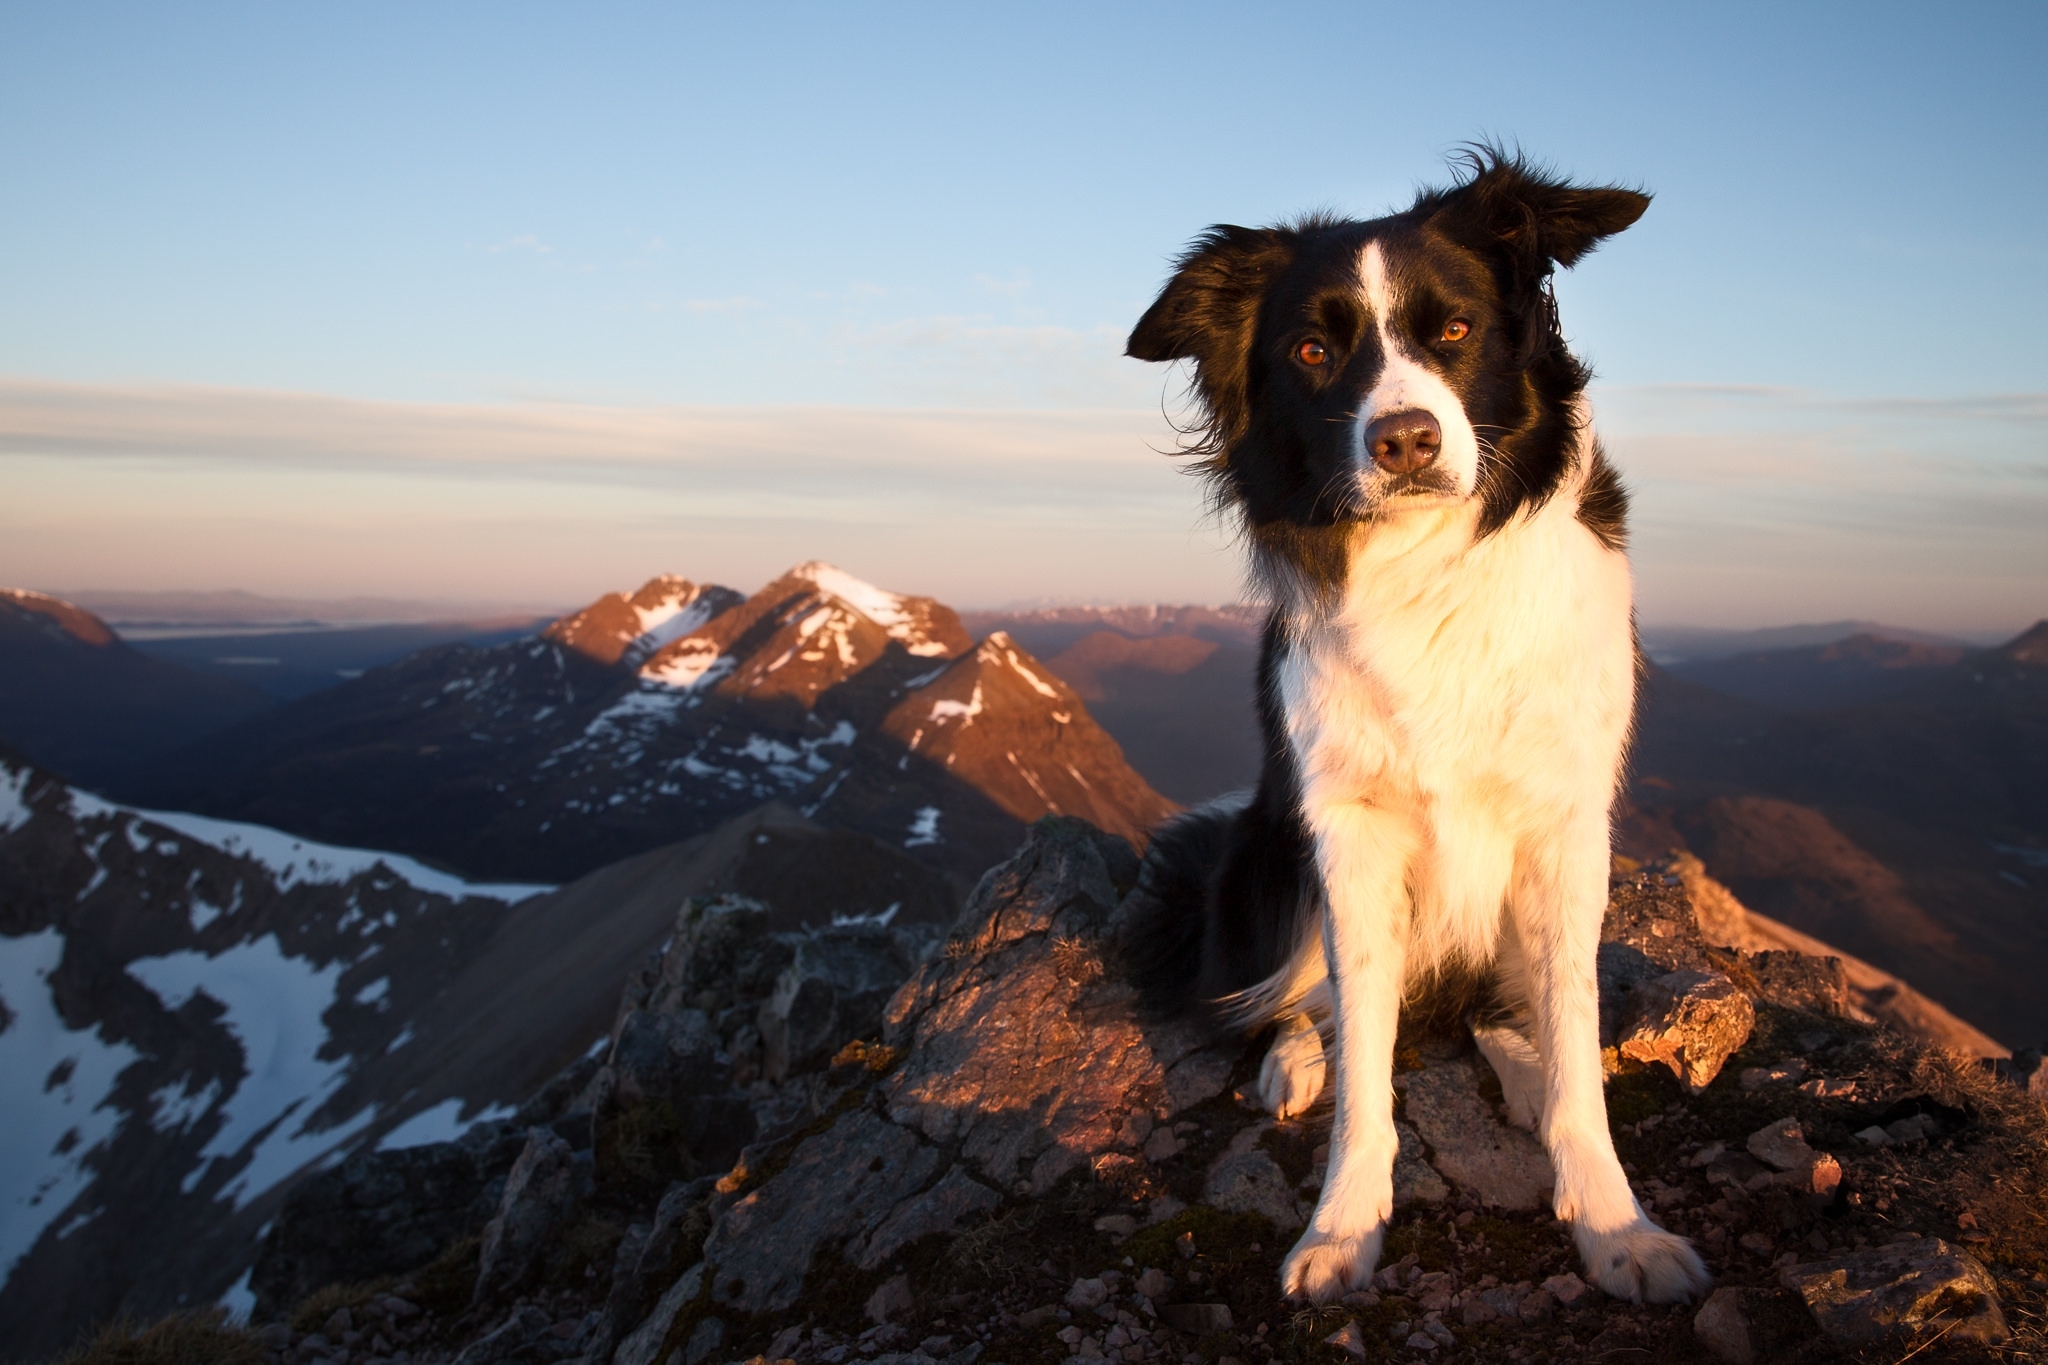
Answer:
xmin=1424 ymin=148 xmax=1649 ymax=270
xmin=1127 ymin=226 xmax=1293 ymax=434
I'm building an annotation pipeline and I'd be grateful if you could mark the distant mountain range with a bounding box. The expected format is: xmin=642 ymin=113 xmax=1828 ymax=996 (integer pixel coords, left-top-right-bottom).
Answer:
xmin=5 ymin=571 xmax=2043 ymax=1047
xmin=1627 ymin=620 xmax=2048 ymax=1047
xmin=118 ymin=564 xmax=1177 ymax=887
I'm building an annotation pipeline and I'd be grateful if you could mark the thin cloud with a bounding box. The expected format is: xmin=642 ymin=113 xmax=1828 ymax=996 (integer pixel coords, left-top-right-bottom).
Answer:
xmin=483 ymin=234 xmax=551 ymax=255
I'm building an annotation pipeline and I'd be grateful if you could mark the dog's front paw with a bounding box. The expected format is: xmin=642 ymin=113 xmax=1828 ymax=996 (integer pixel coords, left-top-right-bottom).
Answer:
xmin=1576 ymin=1218 xmax=1710 ymax=1304
xmin=1258 ymin=1015 xmax=1325 ymax=1119
xmin=1280 ymin=1225 xmax=1383 ymax=1303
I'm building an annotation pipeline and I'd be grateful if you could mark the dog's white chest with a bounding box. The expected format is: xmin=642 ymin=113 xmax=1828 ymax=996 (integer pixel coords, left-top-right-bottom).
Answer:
xmin=1276 ymin=502 xmax=1635 ymax=949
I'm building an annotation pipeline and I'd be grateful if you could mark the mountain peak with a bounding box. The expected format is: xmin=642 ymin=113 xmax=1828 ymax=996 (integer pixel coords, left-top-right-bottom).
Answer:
xmin=783 ymin=563 xmax=966 ymax=659
xmin=1998 ymin=619 xmax=2048 ymax=666
xmin=544 ymin=577 xmax=744 ymax=668
xmin=0 ymin=588 xmax=117 ymax=647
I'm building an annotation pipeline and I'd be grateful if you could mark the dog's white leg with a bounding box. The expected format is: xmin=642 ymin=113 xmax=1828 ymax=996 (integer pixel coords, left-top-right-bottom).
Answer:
xmin=1472 ymin=1023 xmax=1544 ymax=1132
xmin=1259 ymin=1010 xmax=1326 ymax=1118
xmin=1512 ymin=816 xmax=1710 ymax=1304
xmin=1474 ymin=929 xmax=1544 ymax=1132
xmin=1280 ymin=803 xmax=1412 ymax=1303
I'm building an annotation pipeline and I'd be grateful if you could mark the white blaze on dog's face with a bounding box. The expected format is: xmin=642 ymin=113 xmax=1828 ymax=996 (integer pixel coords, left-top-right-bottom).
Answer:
xmin=1351 ymin=238 xmax=1483 ymax=509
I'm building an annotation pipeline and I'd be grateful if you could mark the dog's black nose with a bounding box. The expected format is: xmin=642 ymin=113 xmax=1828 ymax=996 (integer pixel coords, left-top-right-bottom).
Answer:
xmin=1364 ymin=409 xmax=1442 ymax=475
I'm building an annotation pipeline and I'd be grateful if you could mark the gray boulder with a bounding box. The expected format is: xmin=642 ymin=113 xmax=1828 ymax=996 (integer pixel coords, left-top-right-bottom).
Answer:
xmin=474 ymin=1128 xmax=585 ymax=1303
xmin=1780 ymin=1237 xmax=2008 ymax=1348
xmin=760 ymin=924 xmax=923 ymax=1079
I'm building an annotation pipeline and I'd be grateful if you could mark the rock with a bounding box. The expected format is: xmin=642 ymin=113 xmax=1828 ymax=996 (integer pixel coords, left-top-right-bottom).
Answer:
xmin=1745 ymin=950 xmax=1851 ymax=1017
xmin=1789 ymin=1153 xmax=1842 ymax=1204
xmin=612 ymin=1264 xmax=705 ymax=1365
xmin=1737 ymin=1059 xmax=1806 ymax=1090
xmin=1459 ymin=1284 xmax=1528 ymax=1325
xmin=1159 ymin=1302 xmax=1233 ymax=1334
xmin=883 ymin=819 xmax=1221 ymax=1194
xmin=1391 ymin=1120 xmax=1449 ymax=1206
xmin=1886 ymin=1113 xmax=1941 ymax=1144
xmin=1692 ymin=1286 xmax=1814 ymax=1364
xmin=591 ymin=1180 xmax=711 ymax=1362
xmin=705 ymin=1109 xmax=942 ymax=1314
xmin=1745 ymin=1117 xmax=1816 ymax=1172
xmin=684 ymin=1316 xmax=726 ymax=1365
xmin=1203 ymin=1128 xmax=1304 ymax=1231
xmin=1780 ymin=1238 xmax=2008 ymax=1347
xmin=1065 ymin=1277 xmax=1109 ymax=1310
xmin=1133 ymin=1267 xmax=1172 ymax=1300
xmin=855 ymin=1165 xmax=1001 ymax=1270
xmin=760 ymin=924 xmax=922 ymax=1080
xmin=1542 ymin=1272 xmax=1590 ymax=1310
xmin=1142 ymin=1125 xmax=1183 ymax=1162
xmin=1617 ymin=970 xmax=1755 ymax=1093
xmin=601 ymin=1007 xmax=758 ymax=1176
xmin=866 ymin=1272 xmax=915 ymax=1324
xmin=473 ymin=1128 xmax=584 ymax=1302
xmin=1324 ymin=1321 xmax=1370 ymax=1358
xmin=1401 ymin=1058 xmax=1553 ymax=1209
xmin=1413 ymin=1270 xmax=1455 ymax=1312
xmin=1854 ymin=1125 xmax=1892 ymax=1146
xmin=452 ymin=1304 xmax=550 ymax=1365
xmin=249 ymin=1119 xmax=528 ymax=1317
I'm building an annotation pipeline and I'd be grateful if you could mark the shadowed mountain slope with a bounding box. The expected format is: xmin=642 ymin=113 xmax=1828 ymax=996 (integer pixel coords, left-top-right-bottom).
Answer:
xmin=0 ymin=589 xmax=276 ymax=789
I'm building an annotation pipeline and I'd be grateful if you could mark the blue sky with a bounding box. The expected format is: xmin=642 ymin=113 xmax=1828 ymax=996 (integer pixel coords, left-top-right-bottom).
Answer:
xmin=1 ymin=2 xmax=2043 ymax=627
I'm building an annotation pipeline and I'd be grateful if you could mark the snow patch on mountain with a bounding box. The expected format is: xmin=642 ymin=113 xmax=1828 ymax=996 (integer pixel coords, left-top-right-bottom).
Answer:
xmin=127 ymin=935 xmax=378 ymax=1209
xmin=0 ymin=763 xmax=29 ymax=834
xmin=792 ymin=561 xmax=951 ymax=657
xmin=929 ymin=682 xmax=985 ymax=725
xmin=641 ymin=638 xmax=732 ymax=693
xmin=625 ymin=589 xmax=727 ymax=665
xmin=904 ymin=807 xmax=943 ymax=848
xmin=376 ymin=1097 xmax=518 ymax=1153
xmin=63 ymin=790 xmax=549 ymax=904
xmin=0 ymin=929 xmax=143 ymax=1283
xmin=986 ymin=633 xmax=1062 ymax=699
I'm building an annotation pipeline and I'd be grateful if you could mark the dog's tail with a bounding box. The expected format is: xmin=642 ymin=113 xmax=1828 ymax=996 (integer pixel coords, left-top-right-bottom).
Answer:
xmin=1121 ymin=788 xmax=1323 ymax=1029
xmin=1121 ymin=793 xmax=1247 ymax=1016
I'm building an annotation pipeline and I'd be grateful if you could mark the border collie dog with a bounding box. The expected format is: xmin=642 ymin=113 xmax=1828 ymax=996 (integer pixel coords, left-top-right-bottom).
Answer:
xmin=1122 ymin=151 xmax=1709 ymax=1306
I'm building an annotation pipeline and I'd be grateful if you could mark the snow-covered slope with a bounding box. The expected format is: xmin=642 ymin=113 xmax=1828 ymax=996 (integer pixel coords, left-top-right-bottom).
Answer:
xmin=0 ymin=752 xmax=546 ymax=1351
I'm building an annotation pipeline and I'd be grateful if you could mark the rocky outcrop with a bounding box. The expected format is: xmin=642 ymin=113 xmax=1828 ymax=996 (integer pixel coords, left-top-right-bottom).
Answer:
xmin=170 ymin=833 xmax=2048 ymax=1365
xmin=702 ymin=817 xmax=1225 ymax=1316
xmin=249 ymin=1120 xmax=530 ymax=1319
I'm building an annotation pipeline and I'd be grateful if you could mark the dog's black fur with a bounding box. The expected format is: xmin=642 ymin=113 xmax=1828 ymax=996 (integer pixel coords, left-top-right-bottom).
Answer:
xmin=1121 ymin=149 xmax=1648 ymax=1021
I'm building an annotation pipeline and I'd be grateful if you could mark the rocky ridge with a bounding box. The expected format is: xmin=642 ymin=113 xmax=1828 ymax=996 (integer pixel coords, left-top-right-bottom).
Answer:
xmin=150 ymin=819 xmax=2048 ymax=1365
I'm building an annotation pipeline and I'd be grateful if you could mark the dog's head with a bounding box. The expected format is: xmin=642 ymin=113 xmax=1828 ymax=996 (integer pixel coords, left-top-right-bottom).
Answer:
xmin=1128 ymin=150 xmax=1647 ymax=584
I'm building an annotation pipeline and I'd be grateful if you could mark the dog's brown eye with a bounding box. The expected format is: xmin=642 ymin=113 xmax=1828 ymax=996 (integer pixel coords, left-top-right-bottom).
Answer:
xmin=1441 ymin=319 xmax=1471 ymax=342
xmin=1296 ymin=340 xmax=1327 ymax=366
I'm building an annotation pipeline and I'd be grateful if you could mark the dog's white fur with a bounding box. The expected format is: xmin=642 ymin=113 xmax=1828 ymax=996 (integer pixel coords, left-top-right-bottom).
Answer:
xmin=1232 ymin=242 xmax=1708 ymax=1305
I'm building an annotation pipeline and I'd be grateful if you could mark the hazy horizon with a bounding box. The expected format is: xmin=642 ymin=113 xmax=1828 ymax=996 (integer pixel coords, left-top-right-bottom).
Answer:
xmin=21 ymin=575 xmax=2039 ymax=647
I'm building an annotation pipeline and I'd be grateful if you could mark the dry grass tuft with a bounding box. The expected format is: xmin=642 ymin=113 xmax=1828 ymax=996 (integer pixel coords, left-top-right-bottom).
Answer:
xmin=53 ymin=1311 xmax=264 ymax=1365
